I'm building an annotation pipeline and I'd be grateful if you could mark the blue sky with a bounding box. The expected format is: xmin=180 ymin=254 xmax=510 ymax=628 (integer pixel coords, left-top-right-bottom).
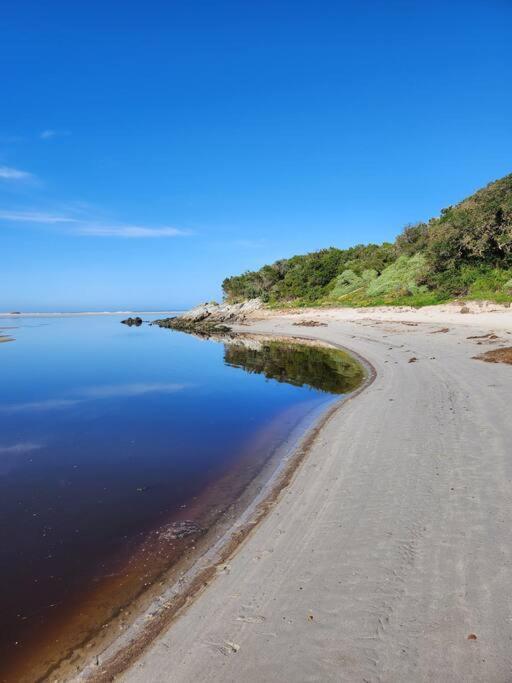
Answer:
xmin=1 ymin=0 xmax=511 ymax=310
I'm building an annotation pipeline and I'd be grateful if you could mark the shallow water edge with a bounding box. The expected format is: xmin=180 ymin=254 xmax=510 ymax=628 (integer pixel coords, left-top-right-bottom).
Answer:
xmin=0 ymin=323 xmax=367 ymax=682
xmin=70 ymin=334 xmax=374 ymax=683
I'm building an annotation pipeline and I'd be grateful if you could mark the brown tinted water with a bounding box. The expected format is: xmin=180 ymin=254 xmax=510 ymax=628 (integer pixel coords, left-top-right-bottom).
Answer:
xmin=0 ymin=316 xmax=363 ymax=681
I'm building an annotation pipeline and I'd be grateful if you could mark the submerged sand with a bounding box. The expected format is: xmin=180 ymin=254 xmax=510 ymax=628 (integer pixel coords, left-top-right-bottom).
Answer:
xmin=80 ymin=304 xmax=512 ymax=683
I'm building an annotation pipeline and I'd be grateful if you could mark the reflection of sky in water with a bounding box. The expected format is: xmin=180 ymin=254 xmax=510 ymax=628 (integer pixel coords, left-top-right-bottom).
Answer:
xmin=0 ymin=315 xmax=345 ymax=673
xmin=0 ymin=382 xmax=189 ymax=412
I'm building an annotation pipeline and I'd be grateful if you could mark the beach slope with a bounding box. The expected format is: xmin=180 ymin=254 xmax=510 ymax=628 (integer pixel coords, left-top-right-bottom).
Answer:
xmin=120 ymin=308 xmax=512 ymax=682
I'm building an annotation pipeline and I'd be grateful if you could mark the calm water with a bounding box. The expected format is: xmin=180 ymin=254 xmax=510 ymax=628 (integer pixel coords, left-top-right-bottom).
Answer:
xmin=0 ymin=315 xmax=363 ymax=681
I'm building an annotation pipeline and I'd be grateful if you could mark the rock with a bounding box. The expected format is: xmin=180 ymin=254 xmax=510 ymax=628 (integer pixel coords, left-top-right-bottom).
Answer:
xmin=158 ymin=520 xmax=202 ymax=540
xmin=154 ymin=299 xmax=262 ymax=337
xmin=153 ymin=317 xmax=232 ymax=337
xmin=178 ymin=299 xmax=262 ymax=324
xmin=121 ymin=317 xmax=143 ymax=326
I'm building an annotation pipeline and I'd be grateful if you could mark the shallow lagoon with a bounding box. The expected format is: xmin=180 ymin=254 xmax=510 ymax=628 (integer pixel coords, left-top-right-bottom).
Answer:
xmin=0 ymin=315 xmax=363 ymax=680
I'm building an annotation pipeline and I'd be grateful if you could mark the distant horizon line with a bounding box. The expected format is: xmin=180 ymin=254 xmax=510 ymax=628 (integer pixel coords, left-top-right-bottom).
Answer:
xmin=0 ymin=309 xmax=188 ymax=317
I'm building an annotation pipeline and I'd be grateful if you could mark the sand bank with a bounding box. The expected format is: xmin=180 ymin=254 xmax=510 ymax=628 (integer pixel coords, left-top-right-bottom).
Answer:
xmin=84 ymin=304 xmax=512 ymax=682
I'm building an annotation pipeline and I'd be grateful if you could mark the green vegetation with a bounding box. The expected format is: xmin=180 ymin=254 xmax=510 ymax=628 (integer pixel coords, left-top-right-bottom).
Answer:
xmin=222 ymin=173 xmax=512 ymax=307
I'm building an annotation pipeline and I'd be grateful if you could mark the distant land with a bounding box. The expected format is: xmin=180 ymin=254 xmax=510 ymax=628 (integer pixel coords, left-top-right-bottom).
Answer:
xmin=222 ymin=173 xmax=512 ymax=308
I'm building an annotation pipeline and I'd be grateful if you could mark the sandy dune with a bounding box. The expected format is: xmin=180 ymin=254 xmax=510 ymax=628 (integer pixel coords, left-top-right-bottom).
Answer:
xmin=110 ymin=307 xmax=512 ymax=682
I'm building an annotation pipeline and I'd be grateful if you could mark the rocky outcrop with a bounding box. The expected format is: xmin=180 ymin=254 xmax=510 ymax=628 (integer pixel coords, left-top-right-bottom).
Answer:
xmin=178 ymin=299 xmax=262 ymax=324
xmin=153 ymin=299 xmax=262 ymax=336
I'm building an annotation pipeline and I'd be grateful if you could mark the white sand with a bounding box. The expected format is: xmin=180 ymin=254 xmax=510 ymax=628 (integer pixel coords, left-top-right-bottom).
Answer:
xmin=94 ymin=305 xmax=512 ymax=682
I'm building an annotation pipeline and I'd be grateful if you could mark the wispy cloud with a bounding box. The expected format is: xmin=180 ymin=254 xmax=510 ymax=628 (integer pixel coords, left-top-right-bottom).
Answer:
xmin=0 ymin=209 xmax=191 ymax=238
xmin=0 ymin=442 xmax=43 ymax=454
xmin=40 ymin=129 xmax=71 ymax=140
xmin=0 ymin=210 xmax=77 ymax=224
xmin=0 ymin=383 xmax=190 ymax=413
xmin=0 ymin=165 xmax=33 ymax=181
xmin=78 ymin=225 xmax=189 ymax=238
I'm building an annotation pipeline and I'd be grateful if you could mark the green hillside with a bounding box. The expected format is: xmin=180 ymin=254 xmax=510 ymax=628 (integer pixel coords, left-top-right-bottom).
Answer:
xmin=222 ymin=174 xmax=512 ymax=307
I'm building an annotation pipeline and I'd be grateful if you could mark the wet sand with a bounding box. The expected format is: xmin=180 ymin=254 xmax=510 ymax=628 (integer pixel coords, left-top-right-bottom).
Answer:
xmin=101 ymin=305 xmax=512 ymax=683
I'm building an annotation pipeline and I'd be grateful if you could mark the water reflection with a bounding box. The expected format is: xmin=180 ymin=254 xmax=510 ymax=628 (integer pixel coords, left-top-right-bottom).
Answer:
xmin=224 ymin=338 xmax=364 ymax=395
xmin=0 ymin=382 xmax=189 ymax=413
xmin=0 ymin=317 xmax=364 ymax=681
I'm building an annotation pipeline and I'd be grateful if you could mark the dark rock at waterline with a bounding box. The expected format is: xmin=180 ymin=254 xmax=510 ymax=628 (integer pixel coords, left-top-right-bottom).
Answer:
xmin=121 ymin=316 xmax=143 ymax=327
xmin=153 ymin=316 xmax=232 ymax=336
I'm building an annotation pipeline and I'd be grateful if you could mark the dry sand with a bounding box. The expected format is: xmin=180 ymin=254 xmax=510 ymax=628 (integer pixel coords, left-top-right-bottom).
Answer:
xmin=89 ymin=304 xmax=512 ymax=683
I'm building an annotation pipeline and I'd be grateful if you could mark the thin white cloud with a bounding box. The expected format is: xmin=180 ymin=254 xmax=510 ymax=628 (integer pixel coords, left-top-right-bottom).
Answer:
xmin=0 ymin=165 xmax=33 ymax=181
xmin=40 ymin=129 xmax=71 ymax=140
xmin=78 ymin=224 xmax=190 ymax=238
xmin=0 ymin=209 xmax=191 ymax=238
xmin=0 ymin=210 xmax=78 ymax=224
xmin=0 ymin=442 xmax=43 ymax=454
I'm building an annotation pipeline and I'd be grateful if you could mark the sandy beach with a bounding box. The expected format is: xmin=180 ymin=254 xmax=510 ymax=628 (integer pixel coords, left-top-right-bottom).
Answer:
xmin=77 ymin=303 xmax=512 ymax=682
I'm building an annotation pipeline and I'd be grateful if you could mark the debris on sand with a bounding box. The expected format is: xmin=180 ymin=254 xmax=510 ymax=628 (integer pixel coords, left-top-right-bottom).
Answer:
xmin=292 ymin=320 xmax=328 ymax=327
xmin=158 ymin=520 xmax=202 ymax=540
xmin=219 ymin=641 xmax=240 ymax=655
xmin=431 ymin=327 xmax=449 ymax=334
xmin=473 ymin=347 xmax=512 ymax=365
xmin=467 ymin=333 xmax=499 ymax=341
xmin=408 ymin=357 xmax=418 ymax=363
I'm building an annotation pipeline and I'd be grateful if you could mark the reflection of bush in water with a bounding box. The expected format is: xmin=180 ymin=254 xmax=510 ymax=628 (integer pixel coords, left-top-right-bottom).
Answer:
xmin=224 ymin=341 xmax=364 ymax=395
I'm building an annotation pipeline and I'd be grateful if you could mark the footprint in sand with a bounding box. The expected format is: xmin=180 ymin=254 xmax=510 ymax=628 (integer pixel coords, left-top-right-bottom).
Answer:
xmin=236 ymin=614 xmax=266 ymax=624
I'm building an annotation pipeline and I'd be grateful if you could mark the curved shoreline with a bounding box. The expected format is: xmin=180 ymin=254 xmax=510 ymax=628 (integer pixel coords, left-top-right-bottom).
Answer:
xmin=65 ymin=336 xmax=374 ymax=682
xmin=118 ymin=310 xmax=512 ymax=683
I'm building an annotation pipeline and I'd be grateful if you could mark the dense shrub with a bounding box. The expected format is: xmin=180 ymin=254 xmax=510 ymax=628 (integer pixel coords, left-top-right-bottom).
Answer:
xmin=426 ymin=174 xmax=512 ymax=271
xmin=329 ymin=269 xmax=378 ymax=298
xmin=366 ymin=254 xmax=428 ymax=297
xmin=222 ymin=174 xmax=512 ymax=306
xmin=394 ymin=222 xmax=430 ymax=256
xmin=222 ymin=244 xmax=394 ymax=303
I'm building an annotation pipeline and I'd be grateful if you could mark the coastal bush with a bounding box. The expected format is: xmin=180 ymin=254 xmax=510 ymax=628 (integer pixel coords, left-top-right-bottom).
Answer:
xmin=426 ymin=174 xmax=512 ymax=272
xmin=222 ymin=173 xmax=512 ymax=307
xmin=222 ymin=244 xmax=394 ymax=304
xmin=329 ymin=268 xmax=378 ymax=298
xmin=366 ymin=254 xmax=428 ymax=297
xmin=394 ymin=222 xmax=430 ymax=256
